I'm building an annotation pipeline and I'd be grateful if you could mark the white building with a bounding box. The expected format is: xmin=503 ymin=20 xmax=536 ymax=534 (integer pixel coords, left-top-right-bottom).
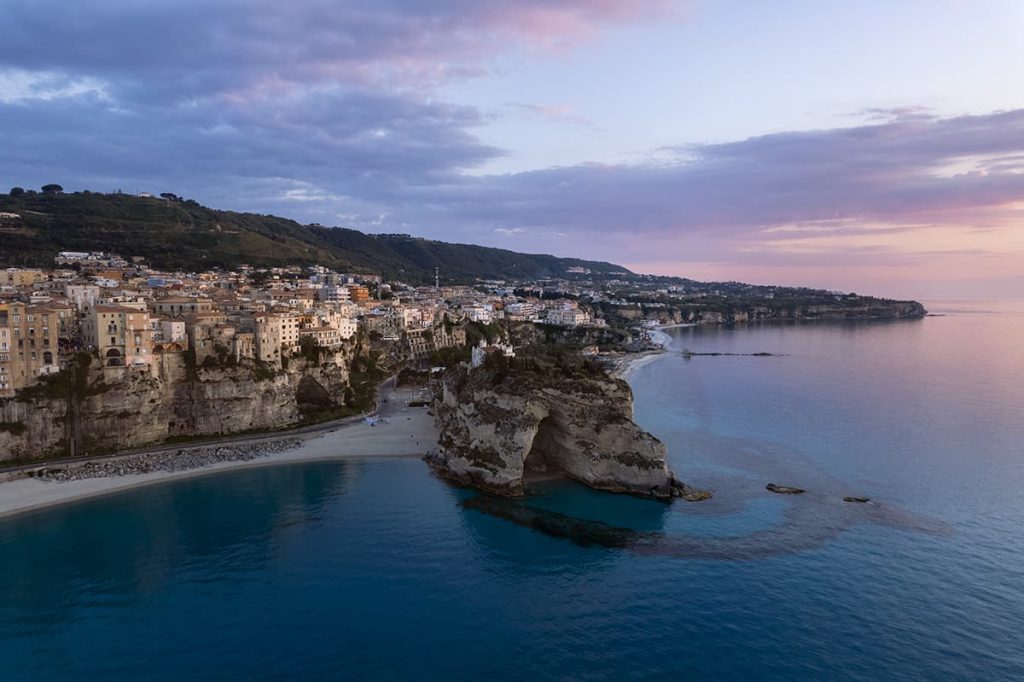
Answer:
xmin=470 ymin=339 xmax=516 ymax=368
xmin=545 ymin=308 xmax=590 ymax=326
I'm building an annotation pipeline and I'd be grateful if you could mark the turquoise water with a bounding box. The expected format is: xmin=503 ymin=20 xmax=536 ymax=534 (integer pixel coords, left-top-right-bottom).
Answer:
xmin=2 ymin=300 xmax=1023 ymax=680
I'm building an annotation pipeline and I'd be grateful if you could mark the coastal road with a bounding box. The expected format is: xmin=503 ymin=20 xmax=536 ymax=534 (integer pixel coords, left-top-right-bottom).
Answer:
xmin=0 ymin=376 xmax=408 ymax=478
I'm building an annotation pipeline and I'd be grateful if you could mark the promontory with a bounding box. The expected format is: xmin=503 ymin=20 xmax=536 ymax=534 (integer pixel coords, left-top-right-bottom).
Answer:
xmin=427 ymin=354 xmax=707 ymax=500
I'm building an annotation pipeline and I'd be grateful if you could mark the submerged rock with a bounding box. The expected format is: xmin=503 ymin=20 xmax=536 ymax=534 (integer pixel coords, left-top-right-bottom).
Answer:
xmin=766 ymin=483 xmax=806 ymax=495
xmin=428 ymin=363 xmax=708 ymax=500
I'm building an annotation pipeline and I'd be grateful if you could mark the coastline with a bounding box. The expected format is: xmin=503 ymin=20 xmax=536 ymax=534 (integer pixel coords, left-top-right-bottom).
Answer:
xmin=0 ymin=389 xmax=438 ymax=521
xmin=610 ymin=325 xmax=676 ymax=381
xmin=0 ymin=329 xmax=682 ymax=522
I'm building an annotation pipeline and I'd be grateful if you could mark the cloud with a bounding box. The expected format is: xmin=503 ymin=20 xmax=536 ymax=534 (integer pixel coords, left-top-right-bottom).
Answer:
xmin=0 ymin=69 xmax=109 ymax=104
xmin=0 ymin=86 xmax=499 ymax=200
xmin=851 ymin=106 xmax=936 ymax=122
xmin=0 ymin=0 xmax=676 ymax=102
xmin=0 ymin=0 xmax=1021 ymax=293
xmin=505 ymin=102 xmax=597 ymax=128
xmin=422 ymin=109 xmax=1024 ymax=243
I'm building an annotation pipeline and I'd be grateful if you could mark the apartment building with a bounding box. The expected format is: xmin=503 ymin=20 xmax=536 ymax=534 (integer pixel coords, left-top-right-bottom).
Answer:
xmin=254 ymin=312 xmax=301 ymax=364
xmin=84 ymin=305 xmax=153 ymax=366
xmin=0 ymin=302 xmax=62 ymax=397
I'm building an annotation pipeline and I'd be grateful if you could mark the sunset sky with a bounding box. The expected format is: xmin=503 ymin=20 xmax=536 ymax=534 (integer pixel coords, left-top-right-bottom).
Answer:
xmin=2 ymin=1 xmax=1022 ymax=298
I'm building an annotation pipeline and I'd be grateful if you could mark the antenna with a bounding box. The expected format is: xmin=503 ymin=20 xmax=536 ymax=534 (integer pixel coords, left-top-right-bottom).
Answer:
xmin=434 ymin=266 xmax=440 ymax=291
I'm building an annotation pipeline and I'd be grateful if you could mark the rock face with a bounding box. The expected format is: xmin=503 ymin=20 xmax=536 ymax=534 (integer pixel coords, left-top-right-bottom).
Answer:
xmin=0 ymin=352 xmax=352 ymax=462
xmin=428 ymin=363 xmax=704 ymax=499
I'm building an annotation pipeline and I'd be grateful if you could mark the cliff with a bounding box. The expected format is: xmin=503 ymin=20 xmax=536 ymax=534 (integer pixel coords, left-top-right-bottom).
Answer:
xmin=0 ymin=352 xmax=355 ymax=462
xmin=428 ymin=362 xmax=706 ymax=500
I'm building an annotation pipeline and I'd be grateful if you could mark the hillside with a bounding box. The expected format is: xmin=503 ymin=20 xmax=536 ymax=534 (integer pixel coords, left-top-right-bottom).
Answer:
xmin=0 ymin=191 xmax=627 ymax=282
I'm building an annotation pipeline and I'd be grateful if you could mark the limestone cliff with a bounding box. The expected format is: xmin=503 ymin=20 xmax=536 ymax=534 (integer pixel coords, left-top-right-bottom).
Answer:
xmin=0 ymin=352 xmax=354 ymax=462
xmin=428 ymin=363 xmax=705 ymax=500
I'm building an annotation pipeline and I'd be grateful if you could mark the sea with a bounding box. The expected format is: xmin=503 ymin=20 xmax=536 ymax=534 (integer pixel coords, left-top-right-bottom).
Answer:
xmin=1 ymin=299 xmax=1022 ymax=681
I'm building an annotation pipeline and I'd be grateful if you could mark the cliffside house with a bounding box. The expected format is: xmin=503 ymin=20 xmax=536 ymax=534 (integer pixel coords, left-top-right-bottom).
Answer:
xmin=0 ymin=302 xmax=63 ymax=397
xmin=84 ymin=305 xmax=154 ymax=367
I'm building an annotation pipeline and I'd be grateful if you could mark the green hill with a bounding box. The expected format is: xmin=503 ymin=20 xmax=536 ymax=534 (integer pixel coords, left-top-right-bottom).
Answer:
xmin=0 ymin=191 xmax=628 ymax=283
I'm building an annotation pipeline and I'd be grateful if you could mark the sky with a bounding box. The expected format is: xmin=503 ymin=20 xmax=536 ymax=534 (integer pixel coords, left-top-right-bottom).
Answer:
xmin=2 ymin=0 xmax=1023 ymax=299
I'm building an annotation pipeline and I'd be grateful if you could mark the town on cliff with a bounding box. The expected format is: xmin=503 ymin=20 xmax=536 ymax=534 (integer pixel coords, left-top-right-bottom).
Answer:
xmin=0 ymin=189 xmax=925 ymax=485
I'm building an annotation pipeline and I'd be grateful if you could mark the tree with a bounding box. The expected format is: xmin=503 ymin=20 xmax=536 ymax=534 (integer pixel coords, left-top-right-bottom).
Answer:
xmin=8 ymin=187 xmax=24 ymax=197
xmin=41 ymin=184 xmax=63 ymax=194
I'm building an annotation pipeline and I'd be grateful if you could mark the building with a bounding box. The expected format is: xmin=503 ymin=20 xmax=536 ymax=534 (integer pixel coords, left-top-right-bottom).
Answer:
xmin=233 ymin=332 xmax=255 ymax=361
xmin=319 ymin=285 xmax=351 ymax=304
xmin=299 ymin=326 xmax=345 ymax=350
xmin=545 ymin=308 xmax=591 ymax=326
xmin=2 ymin=269 xmax=46 ymax=287
xmin=0 ymin=302 xmax=63 ymax=397
xmin=471 ymin=338 xmax=515 ymax=368
xmin=66 ymin=284 xmax=101 ymax=313
xmin=152 ymin=317 xmax=188 ymax=352
xmin=191 ymin=319 xmax=237 ymax=364
xmin=152 ymin=296 xmax=215 ymax=318
xmin=348 ymin=285 xmax=371 ymax=304
xmin=399 ymin=307 xmax=424 ymax=329
xmin=254 ymin=312 xmax=300 ymax=365
xmin=463 ymin=305 xmax=494 ymax=323
xmin=84 ymin=305 xmax=153 ymax=367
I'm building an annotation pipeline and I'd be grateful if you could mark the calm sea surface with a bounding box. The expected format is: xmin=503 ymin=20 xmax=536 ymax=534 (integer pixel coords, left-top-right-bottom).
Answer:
xmin=2 ymin=300 xmax=1023 ymax=680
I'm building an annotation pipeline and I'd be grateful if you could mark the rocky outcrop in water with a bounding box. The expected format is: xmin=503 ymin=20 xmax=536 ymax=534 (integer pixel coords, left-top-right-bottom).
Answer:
xmin=427 ymin=363 xmax=707 ymax=500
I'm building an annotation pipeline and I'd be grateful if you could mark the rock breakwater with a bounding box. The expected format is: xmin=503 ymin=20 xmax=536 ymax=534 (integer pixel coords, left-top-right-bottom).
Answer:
xmin=35 ymin=439 xmax=301 ymax=483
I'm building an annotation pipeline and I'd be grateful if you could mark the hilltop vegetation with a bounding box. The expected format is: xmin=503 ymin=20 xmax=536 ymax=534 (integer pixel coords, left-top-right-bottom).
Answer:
xmin=0 ymin=190 xmax=627 ymax=283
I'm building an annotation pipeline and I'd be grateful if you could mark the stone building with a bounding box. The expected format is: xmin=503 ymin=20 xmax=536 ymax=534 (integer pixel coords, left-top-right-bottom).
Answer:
xmin=85 ymin=305 xmax=154 ymax=367
xmin=152 ymin=296 xmax=215 ymax=318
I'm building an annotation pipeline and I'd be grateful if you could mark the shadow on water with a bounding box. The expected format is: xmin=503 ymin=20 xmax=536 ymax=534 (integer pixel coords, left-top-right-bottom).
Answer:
xmin=460 ymin=490 xmax=950 ymax=561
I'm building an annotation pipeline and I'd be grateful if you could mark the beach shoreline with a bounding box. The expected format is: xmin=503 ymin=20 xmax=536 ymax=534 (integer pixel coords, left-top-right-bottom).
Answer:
xmin=610 ymin=324 xmax=677 ymax=380
xmin=0 ymin=388 xmax=438 ymax=521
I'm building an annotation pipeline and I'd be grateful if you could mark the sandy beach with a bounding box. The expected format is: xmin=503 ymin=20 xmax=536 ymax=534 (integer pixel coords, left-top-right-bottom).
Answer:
xmin=610 ymin=324 xmax=678 ymax=380
xmin=614 ymin=351 xmax=667 ymax=381
xmin=0 ymin=387 xmax=438 ymax=520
